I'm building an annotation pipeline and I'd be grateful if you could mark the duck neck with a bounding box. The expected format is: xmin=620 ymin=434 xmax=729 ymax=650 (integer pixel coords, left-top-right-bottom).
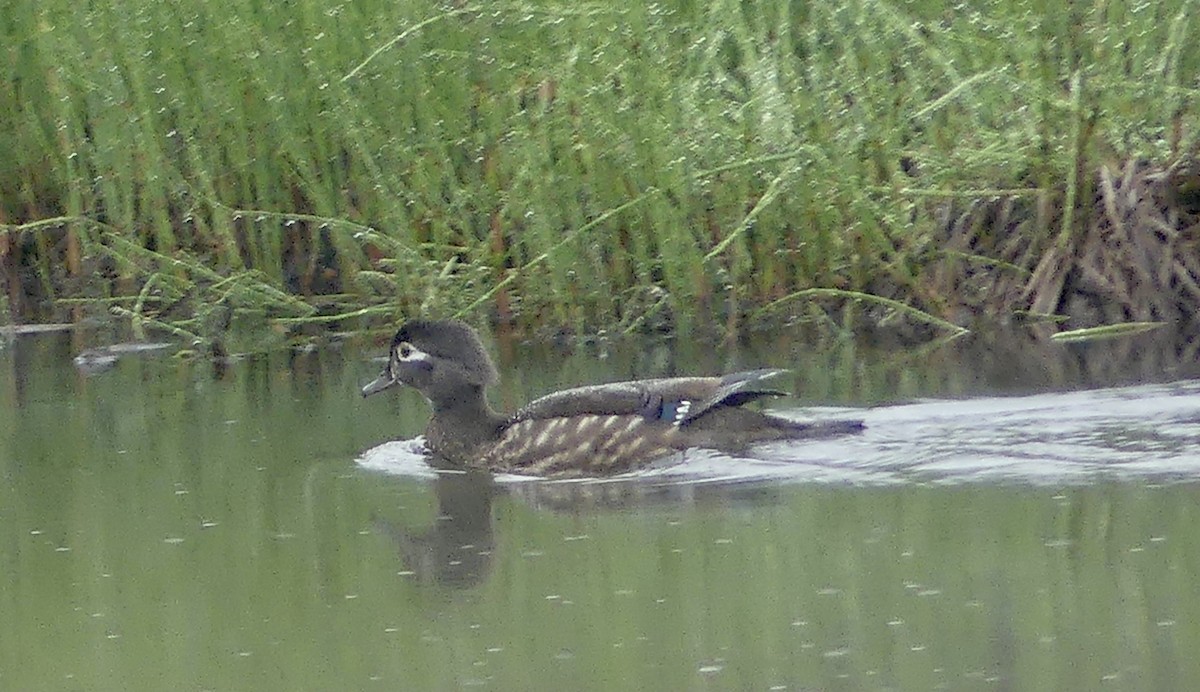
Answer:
xmin=425 ymin=383 xmax=506 ymax=464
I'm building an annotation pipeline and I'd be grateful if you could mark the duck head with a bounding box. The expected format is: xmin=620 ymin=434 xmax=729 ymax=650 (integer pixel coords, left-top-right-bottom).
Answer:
xmin=361 ymin=320 xmax=499 ymax=406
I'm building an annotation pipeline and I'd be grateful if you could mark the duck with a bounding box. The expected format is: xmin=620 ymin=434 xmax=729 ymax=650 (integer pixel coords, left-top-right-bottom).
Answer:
xmin=362 ymin=320 xmax=863 ymax=477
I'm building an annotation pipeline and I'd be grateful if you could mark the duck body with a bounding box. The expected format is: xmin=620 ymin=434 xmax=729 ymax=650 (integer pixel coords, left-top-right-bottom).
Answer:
xmin=362 ymin=320 xmax=863 ymax=477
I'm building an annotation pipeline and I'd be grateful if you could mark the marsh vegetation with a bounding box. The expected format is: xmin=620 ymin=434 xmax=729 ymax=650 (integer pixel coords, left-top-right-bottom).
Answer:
xmin=2 ymin=0 xmax=1198 ymax=346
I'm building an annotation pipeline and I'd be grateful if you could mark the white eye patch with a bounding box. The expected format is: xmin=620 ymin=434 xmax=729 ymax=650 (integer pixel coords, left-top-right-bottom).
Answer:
xmin=394 ymin=341 xmax=431 ymax=363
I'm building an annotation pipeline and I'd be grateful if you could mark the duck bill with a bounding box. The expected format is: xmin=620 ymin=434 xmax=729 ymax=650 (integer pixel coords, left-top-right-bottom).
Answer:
xmin=361 ymin=371 xmax=399 ymax=398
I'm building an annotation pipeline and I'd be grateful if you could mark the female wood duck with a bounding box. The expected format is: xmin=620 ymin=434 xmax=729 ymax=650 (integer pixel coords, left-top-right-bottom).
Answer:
xmin=362 ymin=320 xmax=863 ymax=477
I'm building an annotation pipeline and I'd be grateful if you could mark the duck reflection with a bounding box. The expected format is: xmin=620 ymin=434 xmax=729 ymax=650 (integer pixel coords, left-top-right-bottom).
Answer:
xmin=372 ymin=468 xmax=498 ymax=590
xmin=503 ymin=474 xmax=783 ymax=514
xmin=372 ymin=461 xmax=785 ymax=591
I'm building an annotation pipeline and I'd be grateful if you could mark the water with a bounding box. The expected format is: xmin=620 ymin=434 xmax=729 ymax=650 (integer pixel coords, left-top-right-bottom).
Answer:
xmin=3 ymin=328 xmax=1200 ymax=690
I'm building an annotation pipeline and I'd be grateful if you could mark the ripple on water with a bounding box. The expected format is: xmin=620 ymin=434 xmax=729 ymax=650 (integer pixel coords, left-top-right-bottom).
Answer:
xmin=356 ymin=380 xmax=1200 ymax=488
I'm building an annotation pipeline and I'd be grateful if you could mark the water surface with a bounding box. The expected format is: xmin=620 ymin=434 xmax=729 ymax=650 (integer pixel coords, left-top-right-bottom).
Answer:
xmin=2 ymin=328 xmax=1199 ymax=690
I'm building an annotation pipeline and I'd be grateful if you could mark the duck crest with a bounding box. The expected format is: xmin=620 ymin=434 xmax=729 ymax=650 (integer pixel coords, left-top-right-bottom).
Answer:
xmin=392 ymin=319 xmax=499 ymax=387
xmin=363 ymin=320 xmax=863 ymax=477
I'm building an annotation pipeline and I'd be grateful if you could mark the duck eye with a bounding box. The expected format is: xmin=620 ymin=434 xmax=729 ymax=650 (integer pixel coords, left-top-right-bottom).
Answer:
xmin=396 ymin=342 xmax=416 ymax=360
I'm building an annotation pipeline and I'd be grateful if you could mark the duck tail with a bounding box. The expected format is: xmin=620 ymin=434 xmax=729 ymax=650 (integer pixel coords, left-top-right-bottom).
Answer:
xmin=777 ymin=417 xmax=865 ymax=438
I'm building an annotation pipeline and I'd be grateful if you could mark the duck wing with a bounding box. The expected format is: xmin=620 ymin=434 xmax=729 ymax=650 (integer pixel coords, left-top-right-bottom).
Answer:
xmin=507 ymin=369 xmax=789 ymax=426
xmin=672 ymin=368 xmax=789 ymax=424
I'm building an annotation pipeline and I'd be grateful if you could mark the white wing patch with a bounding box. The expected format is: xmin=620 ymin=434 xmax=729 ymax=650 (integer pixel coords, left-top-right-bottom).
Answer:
xmin=673 ymin=400 xmax=692 ymax=425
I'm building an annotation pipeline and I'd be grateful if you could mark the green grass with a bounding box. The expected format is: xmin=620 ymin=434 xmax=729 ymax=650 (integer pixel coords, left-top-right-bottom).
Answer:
xmin=1 ymin=0 xmax=1197 ymax=341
